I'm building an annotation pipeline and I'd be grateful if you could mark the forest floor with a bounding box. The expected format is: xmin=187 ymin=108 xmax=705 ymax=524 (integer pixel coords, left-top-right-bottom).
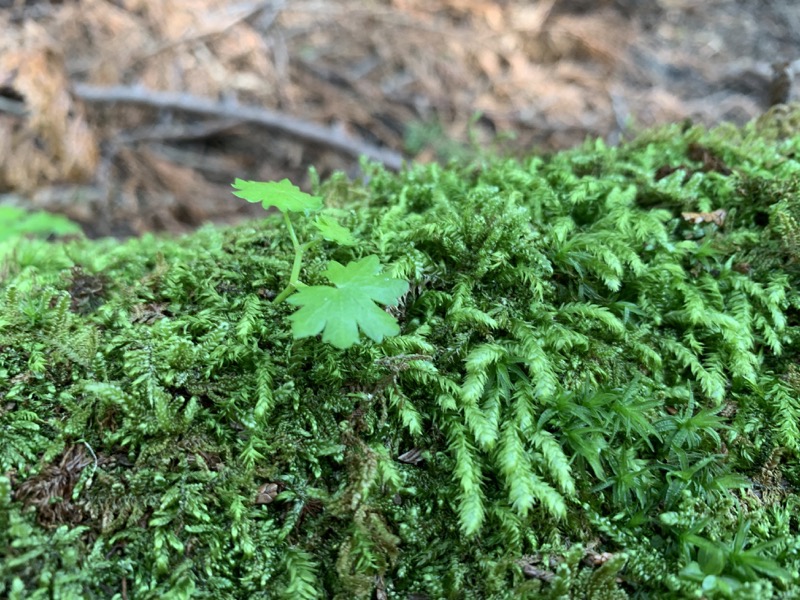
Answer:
xmin=0 ymin=0 xmax=798 ymax=238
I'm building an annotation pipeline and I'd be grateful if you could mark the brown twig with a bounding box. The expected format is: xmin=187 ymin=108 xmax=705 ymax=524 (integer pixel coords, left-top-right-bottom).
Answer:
xmin=114 ymin=119 xmax=244 ymax=144
xmin=72 ymin=83 xmax=406 ymax=170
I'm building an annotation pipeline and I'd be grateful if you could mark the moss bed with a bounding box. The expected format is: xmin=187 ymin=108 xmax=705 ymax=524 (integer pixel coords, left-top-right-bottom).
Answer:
xmin=4 ymin=108 xmax=800 ymax=599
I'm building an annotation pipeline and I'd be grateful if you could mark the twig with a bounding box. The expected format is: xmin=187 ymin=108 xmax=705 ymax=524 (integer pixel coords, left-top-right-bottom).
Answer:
xmin=115 ymin=119 xmax=243 ymax=144
xmin=73 ymin=83 xmax=405 ymax=170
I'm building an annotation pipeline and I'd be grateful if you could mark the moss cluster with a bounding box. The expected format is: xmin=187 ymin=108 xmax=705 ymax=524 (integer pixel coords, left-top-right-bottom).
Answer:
xmin=4 ymin=107 xmax=800 ymax=598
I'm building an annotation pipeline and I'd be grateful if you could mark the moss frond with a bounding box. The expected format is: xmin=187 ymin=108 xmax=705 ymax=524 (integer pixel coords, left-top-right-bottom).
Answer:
xmin=5 ymin=107 xmax=800 ymax=597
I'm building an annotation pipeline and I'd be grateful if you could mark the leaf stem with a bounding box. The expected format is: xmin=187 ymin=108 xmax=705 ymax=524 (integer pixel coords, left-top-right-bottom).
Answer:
xmin=273 ymin=212 xmax=312 ymax=305
xmin=283 ymin=211 xmax=300 ymax=251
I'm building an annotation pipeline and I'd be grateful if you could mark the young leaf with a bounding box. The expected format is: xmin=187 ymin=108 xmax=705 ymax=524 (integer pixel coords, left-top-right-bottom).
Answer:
xmin=314 ymin=215 xmax=357 ymax=246
xmin=286 ymin=255 xmax=408 ymax=348
xmin=231 ymin=178 xmax=323 ymax=214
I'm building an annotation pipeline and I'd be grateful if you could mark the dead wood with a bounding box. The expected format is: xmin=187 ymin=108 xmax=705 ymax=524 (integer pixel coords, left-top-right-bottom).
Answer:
xmin=72 ymin=83 xmax=406 ymax=171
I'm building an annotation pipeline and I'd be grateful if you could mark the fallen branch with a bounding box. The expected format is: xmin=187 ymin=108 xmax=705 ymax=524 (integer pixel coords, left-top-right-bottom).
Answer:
xmin=72 ymin=83 xmax=406 ymax=170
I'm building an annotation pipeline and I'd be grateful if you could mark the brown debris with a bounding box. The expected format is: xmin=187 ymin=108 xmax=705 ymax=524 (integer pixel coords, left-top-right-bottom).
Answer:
xmin=13 ymin=443 xmax=97 ymax=527
xmin=67 ymin=266 xmax=109 ymax=314
xmin=681 ymin=208 xmax=727 ymax=227
xmin=255 ymin=481 xmax=280 ymax=505
xmin=397 ymin=448 xmax=424 ymax=465
xmin=0 ymin=22 xmax=98 ymax=192
xmin=0 ymin=1 xmax=796 ymax=237
xmin=686 ymin=143 xmax=732 ymax=176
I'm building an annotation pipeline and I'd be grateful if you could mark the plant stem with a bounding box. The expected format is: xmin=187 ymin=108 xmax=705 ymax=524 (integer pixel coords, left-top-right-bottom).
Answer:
xmin=273 ymin=212 xmax=308 ymax=305
xmin=283 ymin=211 xmax=300 ymax=251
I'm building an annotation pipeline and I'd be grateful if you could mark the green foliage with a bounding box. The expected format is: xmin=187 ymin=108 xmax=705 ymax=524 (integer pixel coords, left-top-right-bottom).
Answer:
xmin=287 ymin=256 xmax=408 ymax=349
xmin=280 ymin=548 xmax=321 ymax=600
xmin=231 ymin=178 xmax=324 ymax=213
xmin=0 ymin=206 xmax=81 ymax=244
xmin=678 ymin=517 xmax=790 ymax=598
xmin=0 ymin=206 xmax=82 ymax=266
xmin=313 ymin=215 xmax=358 ymax=246
xmin=231 ymin=177 xmax=406 ymax=347
xmin=5 ymin=106 xmax=800 ymax=597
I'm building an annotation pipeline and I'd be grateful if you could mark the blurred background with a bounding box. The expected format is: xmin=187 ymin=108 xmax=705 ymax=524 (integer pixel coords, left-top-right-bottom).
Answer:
xmin=0 ymin=0 xmax=798 ymax=239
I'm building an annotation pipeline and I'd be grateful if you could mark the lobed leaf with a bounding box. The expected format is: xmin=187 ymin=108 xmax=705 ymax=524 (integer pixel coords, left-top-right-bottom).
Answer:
xmin=287 ymin=255 xmax=408 ymax=349
xmin=313 ymin=214 xmax=357 ymax=246
xmin=231 ymin=178 xmax=323 ymax=214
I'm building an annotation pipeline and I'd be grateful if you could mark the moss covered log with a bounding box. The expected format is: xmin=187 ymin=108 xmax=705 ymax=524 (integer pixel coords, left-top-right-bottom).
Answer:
xmin=4 ymin=107 xmax=800 ymax=598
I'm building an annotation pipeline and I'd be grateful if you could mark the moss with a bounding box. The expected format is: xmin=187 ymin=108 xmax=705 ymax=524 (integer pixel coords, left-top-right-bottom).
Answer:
xmin=4 ymin=106 xmax=800 ymax=598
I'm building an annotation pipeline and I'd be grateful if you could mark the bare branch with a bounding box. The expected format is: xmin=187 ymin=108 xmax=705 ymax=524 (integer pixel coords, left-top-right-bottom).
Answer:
xmin=72 ymin=83 xmax=406 ymax=170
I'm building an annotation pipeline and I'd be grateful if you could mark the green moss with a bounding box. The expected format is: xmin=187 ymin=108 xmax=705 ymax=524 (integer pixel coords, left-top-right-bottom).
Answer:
xmin=4 ymin=106 xmax=800 ymax=598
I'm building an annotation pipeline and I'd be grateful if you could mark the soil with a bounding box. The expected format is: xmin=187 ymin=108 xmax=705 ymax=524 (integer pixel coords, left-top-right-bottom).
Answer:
xmin=0 ymin=0 xmax=798 ymax=238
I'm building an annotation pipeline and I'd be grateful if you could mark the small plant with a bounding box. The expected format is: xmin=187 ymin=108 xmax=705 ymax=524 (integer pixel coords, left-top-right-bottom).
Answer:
xmin=232 ymin=178 xmax=408 ymax=349
xmin=676 ymin=518 xmax=791 ymax=598
xmin=0 ymin=206 xmax=82 ymax=257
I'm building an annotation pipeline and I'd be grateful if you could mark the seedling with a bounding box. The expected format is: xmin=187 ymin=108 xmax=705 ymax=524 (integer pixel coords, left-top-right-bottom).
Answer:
xmin=0 ymin=206 xmax=82 ymax=258
xmin=232 ymin=178 xmax=408 ymax=348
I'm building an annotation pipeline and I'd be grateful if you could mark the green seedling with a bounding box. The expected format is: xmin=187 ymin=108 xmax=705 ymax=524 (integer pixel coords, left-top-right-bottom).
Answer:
xmin=232 ymin=178 xmax=408 ymax=348
xmin=0 ymin=206 xmax=82 ymax=258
